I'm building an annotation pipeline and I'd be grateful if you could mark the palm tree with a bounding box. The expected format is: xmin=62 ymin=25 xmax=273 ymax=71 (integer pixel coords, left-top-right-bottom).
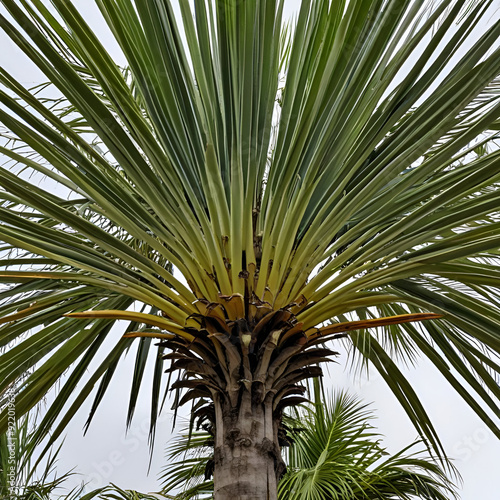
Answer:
xmin=0 ymin=412 xmax=84 ymax=500
xmin=0 ymin=402 xmax=162 ymax=499
xmin=279 ymin=390 xmax=457 ymax=500
xmin=0 ymin=0 xmax=499 ymax=498
xmin=160 ymin=387 xmax=457 ymax=500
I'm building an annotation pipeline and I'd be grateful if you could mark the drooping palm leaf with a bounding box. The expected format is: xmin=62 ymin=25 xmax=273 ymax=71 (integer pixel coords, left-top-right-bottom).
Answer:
xmin=0 ymin=0 xmax=499 ymax=473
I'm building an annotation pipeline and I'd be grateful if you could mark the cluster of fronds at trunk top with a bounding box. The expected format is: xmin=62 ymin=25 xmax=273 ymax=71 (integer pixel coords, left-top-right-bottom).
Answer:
xmin=0 ymin=0 xmax=499 ymax=467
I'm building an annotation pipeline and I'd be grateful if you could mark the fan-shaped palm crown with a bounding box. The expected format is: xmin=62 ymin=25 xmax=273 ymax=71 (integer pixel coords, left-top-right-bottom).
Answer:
xmin=0 ymin=0 xmax=500 ymax=498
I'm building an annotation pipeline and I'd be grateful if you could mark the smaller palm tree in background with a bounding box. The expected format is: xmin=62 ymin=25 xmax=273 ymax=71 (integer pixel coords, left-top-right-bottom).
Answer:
xmin=161 ymin=385 xmax=457 ymax=500
xmin=280 ymin=390 xmax=457 ymax=500
xmin=0 ymin=409 xmax=162 ymax=500
xmin=0 ymin=414 xmax=82 ymax=500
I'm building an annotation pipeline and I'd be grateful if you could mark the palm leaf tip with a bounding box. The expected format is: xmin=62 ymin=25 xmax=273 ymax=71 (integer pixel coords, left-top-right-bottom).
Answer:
xmin=311 ymin=312 xmax=444 ymax=338
xmin=63 ymin=310 xmax=194 ymax=340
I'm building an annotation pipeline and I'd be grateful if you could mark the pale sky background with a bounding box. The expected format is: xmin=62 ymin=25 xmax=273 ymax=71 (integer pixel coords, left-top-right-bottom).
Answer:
xmin=1 ymin=1 xmax=499 ymax=499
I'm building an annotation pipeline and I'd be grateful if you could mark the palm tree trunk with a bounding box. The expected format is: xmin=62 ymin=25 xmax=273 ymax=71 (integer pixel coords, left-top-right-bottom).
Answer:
xmin=213 ymin=391 xmax=284 ymax=500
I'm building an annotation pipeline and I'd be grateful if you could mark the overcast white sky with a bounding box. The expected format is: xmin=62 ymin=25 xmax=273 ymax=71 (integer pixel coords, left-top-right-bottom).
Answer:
xmin=1 ymin=1 xmax=499 ymax=499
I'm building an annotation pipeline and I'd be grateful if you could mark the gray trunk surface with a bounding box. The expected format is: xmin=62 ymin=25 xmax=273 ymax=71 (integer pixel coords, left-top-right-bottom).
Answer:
xmin=213 ymin=392 xmax=284 ymax=500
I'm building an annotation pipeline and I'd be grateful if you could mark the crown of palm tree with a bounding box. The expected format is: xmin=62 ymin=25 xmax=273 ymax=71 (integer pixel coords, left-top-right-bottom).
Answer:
xmin=0 ymin=0 xmax=499 ymax=484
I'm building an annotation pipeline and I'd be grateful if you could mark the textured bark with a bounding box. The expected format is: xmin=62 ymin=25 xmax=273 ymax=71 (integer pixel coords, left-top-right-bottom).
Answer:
xmin=213 ymin=392 xmax=285 ymax=500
